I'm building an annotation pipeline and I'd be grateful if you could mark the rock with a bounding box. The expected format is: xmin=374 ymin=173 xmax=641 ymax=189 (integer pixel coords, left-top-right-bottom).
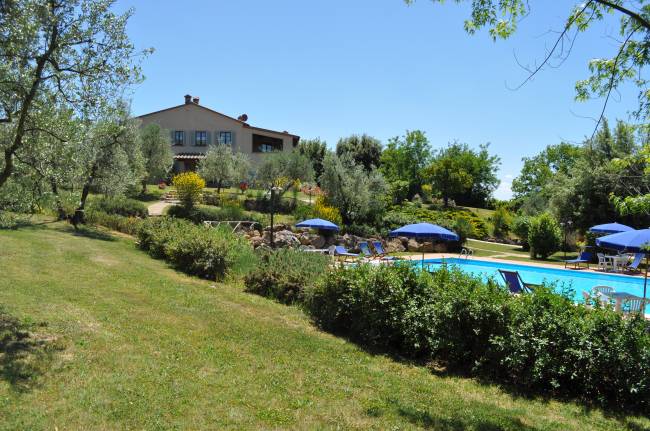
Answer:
xmin=385 ymin=238 xmax=405 ymax=253
xmin=420 ymin=241 xmax=434 ymax=253
xmin=407 ymin=239 xmax=420 ymax=252
xmin=250 ymin=236 xmax=264 ymax=248
xmin=273 ymin=230 xmax=300 ymax=248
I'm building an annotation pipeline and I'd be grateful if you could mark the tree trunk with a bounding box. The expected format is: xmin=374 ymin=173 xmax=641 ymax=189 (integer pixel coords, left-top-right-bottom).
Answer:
xmin=49 ymin=178 xmax=67 ymax=221
xmin=0 ymin=18 xmax=59 ymax=189
xmin=72 ymin=163 xmax=98 ymax=228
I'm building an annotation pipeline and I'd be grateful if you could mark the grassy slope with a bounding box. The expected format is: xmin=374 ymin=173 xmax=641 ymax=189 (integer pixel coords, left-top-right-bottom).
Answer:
xmin=0 ymin=223 xmax=646 ymax=430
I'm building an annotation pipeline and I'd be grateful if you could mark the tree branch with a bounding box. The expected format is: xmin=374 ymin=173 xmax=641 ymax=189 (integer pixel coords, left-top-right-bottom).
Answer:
xmin=594 ymin=0 xmax=650 ymax=31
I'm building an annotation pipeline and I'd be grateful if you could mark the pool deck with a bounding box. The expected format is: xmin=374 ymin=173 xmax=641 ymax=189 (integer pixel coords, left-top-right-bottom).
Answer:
xmin=397 ymin=253 xmax=648 ymax=279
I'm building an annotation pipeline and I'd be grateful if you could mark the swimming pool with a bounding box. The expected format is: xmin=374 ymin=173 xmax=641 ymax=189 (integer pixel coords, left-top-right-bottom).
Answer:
xmin=419 ymin=258 xmax=648 ymax=302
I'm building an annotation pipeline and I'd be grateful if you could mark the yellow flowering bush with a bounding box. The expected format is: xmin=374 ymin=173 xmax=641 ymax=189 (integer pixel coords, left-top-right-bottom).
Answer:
xmin=313 ymin=196 xmax=343 ymax=226
xmin=172 ymin=172 xmax=205 ymax=209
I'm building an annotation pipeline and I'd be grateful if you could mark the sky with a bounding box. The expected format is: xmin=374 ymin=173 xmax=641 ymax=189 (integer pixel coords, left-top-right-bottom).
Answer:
xmin=117 ymin=0 xmax=641 ymax=199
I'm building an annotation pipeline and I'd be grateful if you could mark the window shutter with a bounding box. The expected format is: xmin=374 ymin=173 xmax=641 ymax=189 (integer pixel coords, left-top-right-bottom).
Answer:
xmin=231 ymin=131 xmax=236 ymax=148
xmin=215 ymin=131 xmax=220 ymax=145
xmin=170 ymin=130 xmax=175 ymax=145
xmin=206 ymin=131 xmax=212 ymax=146
xmin=189 ymin=130 xmax=195 ymax=146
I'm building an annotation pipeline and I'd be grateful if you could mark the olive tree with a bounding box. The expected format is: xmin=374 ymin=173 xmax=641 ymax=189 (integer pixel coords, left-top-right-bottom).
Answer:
xmin=0 ymin=0 xmax=149 ymax=189
xmin=140 ymin=123 xmax=173 ymax=193
xmin=198 ymin=144 xmax=250 ymax=193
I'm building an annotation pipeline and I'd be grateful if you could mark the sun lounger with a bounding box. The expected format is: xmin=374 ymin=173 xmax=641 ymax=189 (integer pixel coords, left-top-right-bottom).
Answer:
xmin=625 ymin=253 xmax=644 ymax=273
xmin=371 ymin=241 xmax=397 ymax=260
xmin=564 ymin=251 xmax=592 ymax=269
xmin=498 ymin=269 xmax=536 ymax=294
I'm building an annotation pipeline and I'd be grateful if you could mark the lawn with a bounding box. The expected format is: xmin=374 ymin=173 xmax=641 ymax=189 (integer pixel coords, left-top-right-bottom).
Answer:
xmin=0 ymin=222 xmax=647 ymax=430
xmin=465 ymin=239 xmax=580 ymax=266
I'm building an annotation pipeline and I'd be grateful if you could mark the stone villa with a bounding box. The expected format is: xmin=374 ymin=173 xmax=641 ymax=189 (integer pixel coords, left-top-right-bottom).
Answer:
xmin=137 ymin=95 xmax=300 ymax=172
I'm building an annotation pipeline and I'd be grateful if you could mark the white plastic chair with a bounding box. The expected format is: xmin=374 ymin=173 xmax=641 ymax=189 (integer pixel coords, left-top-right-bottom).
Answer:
xmin=597 ymin=253 xmax=611 ymax=271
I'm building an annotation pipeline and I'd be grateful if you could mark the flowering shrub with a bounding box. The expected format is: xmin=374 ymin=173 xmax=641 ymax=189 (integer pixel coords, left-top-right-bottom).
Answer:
xmin=172 ymin=172 xmax=205 ymax=209
xmin=312 ymin=196 xmax=342 ymax=226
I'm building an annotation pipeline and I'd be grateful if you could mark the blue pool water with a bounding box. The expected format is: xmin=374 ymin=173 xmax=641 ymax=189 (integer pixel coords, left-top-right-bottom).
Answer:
xmin=418 ymin=258 xmax=648 ymax=301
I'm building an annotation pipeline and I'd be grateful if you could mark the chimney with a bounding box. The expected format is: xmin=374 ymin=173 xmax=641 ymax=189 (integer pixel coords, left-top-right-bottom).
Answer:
xmin=237 ymin=114 xmax=248 ymax=122
xmin=192 ymin=96 xmax=200 ymax=105
xmin=184 ymin=94 xmax=191 ymax=104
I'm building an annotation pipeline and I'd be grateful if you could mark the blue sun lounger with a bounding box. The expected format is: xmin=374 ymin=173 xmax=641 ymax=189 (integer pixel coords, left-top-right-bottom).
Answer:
xmin=625 ymin=253 xmax=644 ymax=273
xmin=564 ymin=251 xmax=593 ymax=269
xmin=498 ymin=269 xmax=535 ymax=294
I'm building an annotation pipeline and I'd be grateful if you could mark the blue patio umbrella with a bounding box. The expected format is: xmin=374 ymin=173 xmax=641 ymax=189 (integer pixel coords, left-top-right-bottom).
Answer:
xmin=596 ymin=228 xmax=650 ymax=313
xmin=589 ymin=222 xmax=634 ymax=234
xmin=295 ymin=218 xmax=340 ymax=232
xmin=389 ymin=223 xmax=460 ymax=266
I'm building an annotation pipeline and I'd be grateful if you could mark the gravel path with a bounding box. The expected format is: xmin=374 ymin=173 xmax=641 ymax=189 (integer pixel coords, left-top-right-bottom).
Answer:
xmin=147 ymin=201 xmax=174 ymax=216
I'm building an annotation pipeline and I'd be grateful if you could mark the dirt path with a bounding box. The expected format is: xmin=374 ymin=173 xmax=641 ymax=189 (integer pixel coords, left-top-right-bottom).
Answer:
xmin=147 ymin=201 xmax=174 ymax=216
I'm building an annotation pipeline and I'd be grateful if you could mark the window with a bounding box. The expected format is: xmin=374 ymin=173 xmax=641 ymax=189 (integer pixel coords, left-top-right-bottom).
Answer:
xmin=173 ymin=130 xmax=185 ymax=146
xmin=218 ymin=131 xmax=232 ymax=146
xmin=195 ymin=131 xmax=207 ymax=146
xmin=252 ymin=134 xmax=283 ymax=153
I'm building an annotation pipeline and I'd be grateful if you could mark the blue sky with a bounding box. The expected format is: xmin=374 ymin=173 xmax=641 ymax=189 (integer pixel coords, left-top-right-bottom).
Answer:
xmin=118 ymin=0 xmax=640 ymax=199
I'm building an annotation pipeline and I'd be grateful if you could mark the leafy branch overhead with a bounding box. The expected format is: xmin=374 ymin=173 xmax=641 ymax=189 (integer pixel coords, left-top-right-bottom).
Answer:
xmin=406 ymin=0 xmax=650 ymax=122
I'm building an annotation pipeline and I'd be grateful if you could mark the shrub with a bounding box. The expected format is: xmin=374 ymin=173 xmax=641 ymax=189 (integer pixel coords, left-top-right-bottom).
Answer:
xmin=528 ymin=213 xmax=561 ymax=259
xmin=85 ymin=210 xmax=143 ymax=235
xmin=293 ymin=203 xmax=313 ymax=222
xmin=312 ymin=196 xmax=343 ymax=226
xmin=167 ymin=204 xmax=248 ymax=224
xmin=244 ymin=249 xmax=330 ymax=304
xmin=304 ymin=263 xmax=650 ymax=412
xmin=512 ymin=216 xmax=532 ymax=250
xmin=172 ymin=172 xmax=205 ymax=209
xmin=0 ymin=211 xmax=30 ymax=229
xmin=452 ymin=217 xmax=474 ymax=245
xmin=343 ymin=223 xmax=378 ymax=237
xmin=137 ymin=217 xmax=255 ymax=280
xmin=491 ymin=206 xmax=511 ymax=238
xmin=89 ymin=196 xmax=148 ymax=218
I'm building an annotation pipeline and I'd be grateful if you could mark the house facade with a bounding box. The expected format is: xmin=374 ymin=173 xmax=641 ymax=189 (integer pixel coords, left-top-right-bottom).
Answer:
xmin=137 ymin=95 xmax=300 ymax=172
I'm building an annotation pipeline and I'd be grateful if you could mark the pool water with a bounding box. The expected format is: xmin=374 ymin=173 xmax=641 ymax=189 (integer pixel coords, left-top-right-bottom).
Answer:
xmin=418 ymin=258 xmax=648 ymax=302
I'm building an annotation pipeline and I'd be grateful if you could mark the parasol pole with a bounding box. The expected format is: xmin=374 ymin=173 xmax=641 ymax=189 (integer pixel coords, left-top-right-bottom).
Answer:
xmin=622 ymin=245 xmax=648 ymax=316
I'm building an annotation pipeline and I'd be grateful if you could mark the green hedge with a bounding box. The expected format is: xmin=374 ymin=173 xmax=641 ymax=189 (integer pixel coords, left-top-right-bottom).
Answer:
xmin=137 ymin=217 xmax=256 ymax=280
xmin=244 ymin=249 xmax=330 ymax=304
xmin=89 ymin=196 xmax=148 ymax=218
xmin=303 ymin=264 xmax=650 ymax=413
xmin=167 ymin=204 xmax=264 ymax=227
xmin=86 ymin=210 xmax=143 ymax=236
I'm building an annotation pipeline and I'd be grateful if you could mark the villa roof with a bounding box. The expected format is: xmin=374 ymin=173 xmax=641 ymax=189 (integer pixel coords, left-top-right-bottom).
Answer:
xmin=136 ymin=102 xmax=300 ymax=139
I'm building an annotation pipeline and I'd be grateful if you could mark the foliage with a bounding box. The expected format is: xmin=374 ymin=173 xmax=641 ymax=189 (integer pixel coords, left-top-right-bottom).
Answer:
xmin=137 ymin=217 xmax=255 ymax=280
xmin=513 ymin=120 xmax=650 ymax=231
xmin=388 ymin=179 xmax=410 ymax=204
xmin=512 ymin=142 xmax=582 ymax=199
xmin=452 ymin=217 xmax=473 ymax=245
xmin=292 ymin=203 xmax=314 ymax=222
xmin=198 ymin=144 xmax=250 ymax=192
xmin=311 ymin=196 xmax=343 ymax=226
xmin=305 ymin=263 xmax=650 ymax=412
xmin=89 ymin=196 xmax=148 ymax=218
xmin=256 ymin=152 xmax=314 ymax=195
xmin=511 ymin=215 xmax=532 ymax=250
xmin=167 ymin=204 xmax=264 ymax=227
xmin=528 ymin=213 xmax=561 ymax=259
xmin=335 ymin=134 xmax=383 ymax=172
xmin=491 ymin=206 xmax=512 ymax=238
xmin=172 ymin=172 xmax=205 ymax=209
xmin=244 ymin=249 xmax=330 ymax=304
xmin=85 ymin=210 xmax=142 ymax=236
xmin=319 ymin=152 xmax=388 ymax=225
xmin=382 ymin=204 xmax=488 ymax=240
xmin=0 ymin=211 xmax=31 ymax=230
xmin=0 ymin=0 xmax=148 ymax=190
xmin=424 ymin=141 xmax=500 ymax=207
xmin=380 ymin=130 xmax=432 ymax=199
xmin=407 ymin=0 xmax=650 ymax=120
xmin=296 ymin=138 xmax=328 ymax=181
xmin=139 ymin=123 xmax=173 ymax=190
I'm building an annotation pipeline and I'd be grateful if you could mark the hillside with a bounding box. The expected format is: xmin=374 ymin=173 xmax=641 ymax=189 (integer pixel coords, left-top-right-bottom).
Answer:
xmin=0 ymin=222 xmax=645 ymax=430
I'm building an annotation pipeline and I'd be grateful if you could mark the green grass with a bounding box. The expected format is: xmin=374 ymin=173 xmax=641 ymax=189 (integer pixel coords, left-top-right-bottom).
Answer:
xmin=0 ymin=223 xmax=647 ymax=430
